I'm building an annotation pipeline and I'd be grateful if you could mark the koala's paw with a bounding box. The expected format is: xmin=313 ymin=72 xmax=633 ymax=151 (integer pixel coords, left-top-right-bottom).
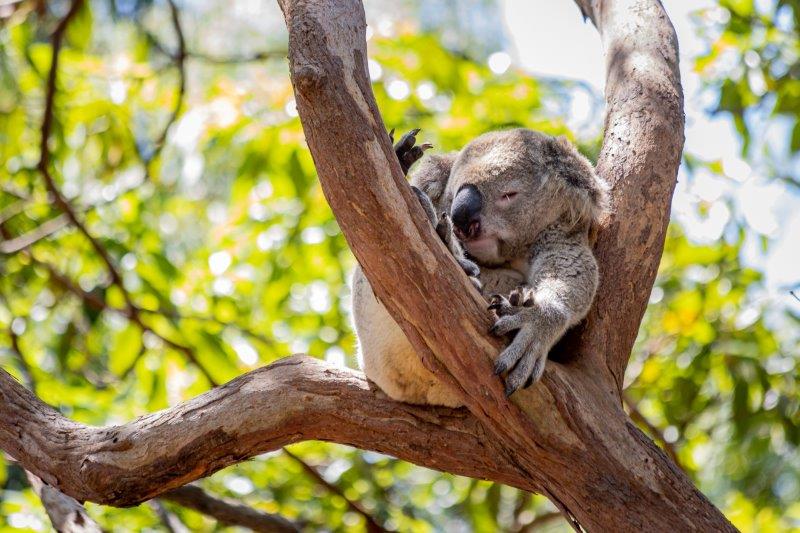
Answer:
xmin=487 ymin=287 xmax=548 ymax=396
xmin=411 ymin=185 xmax=438 ymax=227
xmin=436 ymin=211 xmax=481 ymax=288
xmin=459 ymin=257 xmax=481 ymax=290
xmin=391 ymin=128 xmax=433 ymax=175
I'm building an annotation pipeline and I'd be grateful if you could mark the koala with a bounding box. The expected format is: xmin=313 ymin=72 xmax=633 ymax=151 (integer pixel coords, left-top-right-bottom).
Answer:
xmin=352 ymin=128 xmax=608 ymax=407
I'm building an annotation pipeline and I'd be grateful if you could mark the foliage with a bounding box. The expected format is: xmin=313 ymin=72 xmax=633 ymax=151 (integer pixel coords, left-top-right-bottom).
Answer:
xmin=695 ymin=0 xmax=800 ymax=188
xmin=0 ymin=0 xmax=797 ymax=532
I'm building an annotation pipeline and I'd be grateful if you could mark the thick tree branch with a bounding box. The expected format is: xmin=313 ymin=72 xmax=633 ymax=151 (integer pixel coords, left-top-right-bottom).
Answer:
xmin=0 ymin=1 xmax=732 ymax=530
xmin=161 ymin=484 xmax=298 ymax=533
xmin=0 ymin=356 xmax=523 ymax=507
xmin=562 ymin=0 xmax=686 ymax=390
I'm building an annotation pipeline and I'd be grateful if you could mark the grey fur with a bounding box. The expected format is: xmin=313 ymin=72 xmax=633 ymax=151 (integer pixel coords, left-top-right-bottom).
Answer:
xmin=353 ymin=128 xmax=608 ymax=405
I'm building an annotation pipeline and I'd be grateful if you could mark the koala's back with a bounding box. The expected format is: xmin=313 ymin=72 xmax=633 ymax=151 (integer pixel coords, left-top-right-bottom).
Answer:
xmin=352 ymin=266 xmax=463 ymax=407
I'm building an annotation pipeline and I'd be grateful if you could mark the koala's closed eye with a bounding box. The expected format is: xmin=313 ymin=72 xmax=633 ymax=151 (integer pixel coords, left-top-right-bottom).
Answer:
xmin=497 ymin=191 xmax=519 ymax=206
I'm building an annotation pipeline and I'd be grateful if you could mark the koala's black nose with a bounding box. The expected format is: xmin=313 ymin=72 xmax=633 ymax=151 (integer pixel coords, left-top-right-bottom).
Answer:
xmin=451 ymin=184 xmax=483 ymax=239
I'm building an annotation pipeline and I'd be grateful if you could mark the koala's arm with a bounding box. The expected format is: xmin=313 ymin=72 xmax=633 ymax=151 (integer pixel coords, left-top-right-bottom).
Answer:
xmin=489 ymin=227 xmax=599 ymax=394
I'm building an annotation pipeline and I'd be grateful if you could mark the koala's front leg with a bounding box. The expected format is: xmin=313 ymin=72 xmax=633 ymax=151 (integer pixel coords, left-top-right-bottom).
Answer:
xmin=488 ymin=239 xmax=599 ymax=395
xmin=411 ymin=185 xmax=481 ymax=286
xmin=390 ymin=128 xmax=432 ymax=175
xmin=394 ymin=127 xmax=480 ymax=287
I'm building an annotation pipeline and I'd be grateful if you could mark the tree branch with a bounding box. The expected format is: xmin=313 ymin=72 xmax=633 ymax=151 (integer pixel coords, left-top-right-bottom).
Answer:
xmin=0 ymin=214 xmax=69 ymax=254
xmin=281 ymin=448 xmax=386 ymax=532
xmin=144 ymin=0 xmax=186 ymax=169
xmin=26 ymin=471 xmax=103 ymax=533
xmin=150 ymin=500 xmax=189 ymax=533
xmin=0 ymin=1 xmax=732 ymax=530
xmin=29 ymin=254 xmax=219 ymax=385
xmin=160 ymin=484 xmax=299 ymax=533
xmin=560 ymin=0 xmax=686 ymax=391
xmin=277 ymin=0 xmax=728 ymax=529
xmin=30 ymin=0 xmax=219 ymax=385
xmin=0 ymin=356 xmax=522 ymax=507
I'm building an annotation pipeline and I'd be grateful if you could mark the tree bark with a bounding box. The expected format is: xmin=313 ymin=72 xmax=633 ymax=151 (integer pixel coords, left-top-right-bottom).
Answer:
xmin=0 ymin=0 xmax=736 ymax=531
xmin=563 ymin=0 xmax=686 ymax=392
xmin=0 ymin=357 xmax=520 ymax=506
xmin=278 ymin=0 xmax=732 ymax=530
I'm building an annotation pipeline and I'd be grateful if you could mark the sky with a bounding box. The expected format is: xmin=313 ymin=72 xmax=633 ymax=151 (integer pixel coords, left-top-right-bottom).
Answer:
xmin=499 ymin=0 xmax=800 ymax=321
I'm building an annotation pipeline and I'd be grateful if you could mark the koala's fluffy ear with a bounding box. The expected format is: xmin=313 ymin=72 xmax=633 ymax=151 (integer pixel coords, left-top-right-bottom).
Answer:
xmin=409 ymin=152 xmax=457 ymax=207
xmin=544 ymin=135 xmax=610 ymax=226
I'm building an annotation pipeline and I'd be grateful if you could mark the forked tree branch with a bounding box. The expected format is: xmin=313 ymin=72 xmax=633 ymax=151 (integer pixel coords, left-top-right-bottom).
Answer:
xmin=0 ymin=0 xmax=735 ymax=530
xmin=278 ymin=0 xmax=730 ymax=529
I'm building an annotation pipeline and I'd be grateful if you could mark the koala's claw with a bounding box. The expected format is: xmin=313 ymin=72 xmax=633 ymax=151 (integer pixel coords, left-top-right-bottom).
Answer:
xmin=489 ymin=286 xmax=547 ymax=395
xmin=458 ymin=258 xmax=480 ymax=279
xmin=392 ymin=128 xmax=432 ymax=175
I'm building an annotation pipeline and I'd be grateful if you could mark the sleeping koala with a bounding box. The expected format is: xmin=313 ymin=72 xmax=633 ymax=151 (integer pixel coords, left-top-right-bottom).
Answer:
xmin=352 ymin=128 xmax=608 ymax=407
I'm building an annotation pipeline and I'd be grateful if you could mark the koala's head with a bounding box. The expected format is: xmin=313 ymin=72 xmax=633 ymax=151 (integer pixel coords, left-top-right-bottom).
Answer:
xmin=442 ymin=129 xmax=608 ymax=266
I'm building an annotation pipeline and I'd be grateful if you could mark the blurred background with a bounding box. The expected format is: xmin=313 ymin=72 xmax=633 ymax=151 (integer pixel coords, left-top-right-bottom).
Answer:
xmin=0 ymin=0 xmax=798 ymax=531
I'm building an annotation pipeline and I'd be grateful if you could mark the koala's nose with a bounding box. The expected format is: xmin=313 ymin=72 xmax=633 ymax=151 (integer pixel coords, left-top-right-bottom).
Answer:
xmin=451 ymin=184 xmax=483 ymax=239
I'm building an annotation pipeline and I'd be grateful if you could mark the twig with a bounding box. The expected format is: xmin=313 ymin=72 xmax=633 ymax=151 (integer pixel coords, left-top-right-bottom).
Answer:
xmin=281 ymin=448 xmax=387 ymax=533
xmin=32 ymin=0 xmax=210 ymax=386
xmin=1 ymin=177 xmax=159 ymax=255
xmin=5 ymin=317 xmax=37 ymax=391
xmin=31 ymin=254 xmax=219 ymax=386
xmin=139 ymin=20 xmax=283 ymax=65
xmin=144 ymin=0 xmax=186 ymax=168
xmin=160 ymin=484 xmax=298 ymax=533
xmin=137 ymin=307 xmax=274 ymax=347
xmin=520 ymin=511 xmax=563 ymax=532
xmin=623 ymin=393 xmax=684 ymax=470
xmin=0 ymin=293 xmax=36 ymax=393
xmin=0 ymin=213 xmax=69 ymax=254
xmin=37 ymin=0 xmax=136 ymax=314
xmin=150 ymin=500 xmax=190 ymax=533
xmin=790 ymin=290 xmax=799 ymax=303
xmin=186 ymin=50 xmax=285 ymax=64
